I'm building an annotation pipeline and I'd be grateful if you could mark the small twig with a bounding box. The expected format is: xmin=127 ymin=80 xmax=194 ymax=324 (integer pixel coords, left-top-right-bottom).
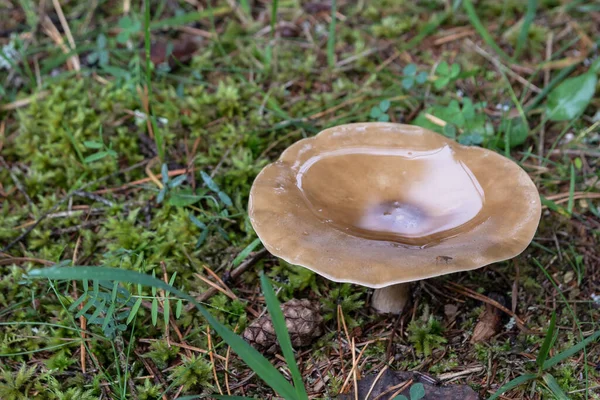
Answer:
xmin=339 ymin=336 xmax=371 ymax=396
xmin=93 ymin=168 xmax=187 ymax=194
xmin=549 ymin=149 xmax=600 ymax=158
xmin=365 ymin=366 xmax=389 ymax=400
xmin=185 ymin=248 xmax=268 ymax=311
xmin=446 ymin=282 xmax=529 ymax=331
xmin=0 ymin=157 xmax=33 ymax=208
xmin=202 ymin=263 xmax=237 ymax=298
xmin=73 ymin=190 xmax=115 ymax=207
xmin=539 ymin=32 xmax=553 ymax=164
xmin=0 ymin=256 xmax=53 ymax=266
xmin=385 ymin=314 xmax=404 ymax=361
xmin=437 ymin=366 xmax=485 ymax=381
xmin=194 ymin=273 xmax=237 ymax=300
xmin=51 ymin=0 xmax=80 ymax=71
xmin=0 ymin=91 xmax=50 ymax=111
xmin=138 ymin=339 xmax=226 ymax=361
xmin=224 ymin=324 xmax=239 ymax=396
xmin=135 ymin=350 xmax=169 ymax=400
xmin=207 ymin=325 xmax=223 ymax=395
xmin=1 ymin=159 xmax=149 ymax=252
xmin=372 ymin=380 xmax=412 ymax=400
xmin=466 ymin=39 xmax=541 ymax=93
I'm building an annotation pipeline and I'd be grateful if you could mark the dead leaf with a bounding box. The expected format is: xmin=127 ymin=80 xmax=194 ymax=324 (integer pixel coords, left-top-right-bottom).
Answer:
xmin=471 ymin=292 xmax=505 ymax=343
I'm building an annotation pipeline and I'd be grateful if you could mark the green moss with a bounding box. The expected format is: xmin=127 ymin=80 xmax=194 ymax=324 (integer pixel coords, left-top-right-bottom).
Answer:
xmin=168 ymin=354 xmax=213 ymax=393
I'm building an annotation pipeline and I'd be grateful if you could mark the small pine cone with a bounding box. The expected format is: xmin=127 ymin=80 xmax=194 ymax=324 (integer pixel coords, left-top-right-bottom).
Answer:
xmin=243 ymin=299 xmax=324 ymax=354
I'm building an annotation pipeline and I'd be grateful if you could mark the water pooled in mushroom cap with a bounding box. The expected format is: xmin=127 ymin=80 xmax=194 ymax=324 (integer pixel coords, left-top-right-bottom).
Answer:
xmin=296 ymin=145 xmax=485 ymax=246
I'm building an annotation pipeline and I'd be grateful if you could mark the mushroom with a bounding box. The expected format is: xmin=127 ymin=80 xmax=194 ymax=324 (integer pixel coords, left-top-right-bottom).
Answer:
xmin=248 ymin=123 xmax=541 ymax=314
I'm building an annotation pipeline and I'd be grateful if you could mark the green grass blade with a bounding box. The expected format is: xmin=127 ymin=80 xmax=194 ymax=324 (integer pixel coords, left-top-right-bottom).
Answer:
xmin=543 ymin=330 xmax=600 ymax=370
xmin=149 ymin=8 xmax=231 ymax=30
xmin=260 ymin=273 xmax=307 ymax=399
xmin=567 ymin=163 xmax=575 ymax=215
xmin=462 ymin=0 xmax=511 ymax=62
xmin=542 ymin=373 xmax=570 ymax=400
xmin=239 ymin=0 xmax=250 ymax=15
xmin=514 ymin=0 xmax=538 ymax=59
xmin=400 ymin=11 xmax=450 ymax=52
xmin=144 ymin=0 xmax=165 ymax=162
xmin=28 ymin=266 xmax=299 ymax=399
xmin=265 ymin=0 xmax=278 ymax=70
xmin=327 ymin=0 xmax=337 ymax=68
xmin=488 ymin=373 xmax=537 ymax=400
xmin=536 ymin=311 xmax=556 ymax=369
xmin=151 ymin=297 xmax=158 ymax=326
xmin=232 ymin=238 xmax=261 ymax=267
xmin=126 ymin=298 xmax=143 ymax=324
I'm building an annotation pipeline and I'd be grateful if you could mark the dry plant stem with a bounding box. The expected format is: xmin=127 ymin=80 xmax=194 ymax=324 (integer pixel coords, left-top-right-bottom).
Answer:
xmin=371 ymin=283 xmax=411 ymax=314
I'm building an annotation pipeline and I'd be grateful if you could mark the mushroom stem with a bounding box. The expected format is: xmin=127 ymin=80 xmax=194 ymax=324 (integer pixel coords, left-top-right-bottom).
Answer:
xmin=371 ymin=283 xmax=411 ymax=314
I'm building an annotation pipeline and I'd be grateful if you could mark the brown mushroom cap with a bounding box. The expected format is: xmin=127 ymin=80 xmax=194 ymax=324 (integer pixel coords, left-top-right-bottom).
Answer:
xmin=249 ymin=123 xmax=541 ymax=288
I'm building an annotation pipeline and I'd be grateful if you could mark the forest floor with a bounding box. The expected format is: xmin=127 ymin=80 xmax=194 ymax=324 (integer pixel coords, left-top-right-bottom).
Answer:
xmin=1 ymin=0 xmax=600 ymax=399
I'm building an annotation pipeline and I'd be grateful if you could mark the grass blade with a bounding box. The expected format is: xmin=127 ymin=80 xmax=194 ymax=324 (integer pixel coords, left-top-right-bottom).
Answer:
xmin=543 ymin=330 xmax=600 ymax=370
xmin=151 ymin=297 xmax=158 ymax=326
xmin=488 ymin=373 xmax=537 ymax=400
xmin=567 ymin=163 xmax=575 ymax=215
xmin=28 ymin=266 xmax=299 ymax=399
xmin=265 ymin=0 xmax=279 ymax=70
xmin=127 ymin=298 xmax=143 ymax=324
xmin=232 ymin=238 xmax=262 ymax=267
xmin=542 ymin=373 xmax=569 ymax=400
xmin=327 ymin=0 xmax=337 ymax=68
xmin=144 ymin=0 xmax=165 ymax=162
xmin=149 ymin=7 xmax=230 ymax=30
xmin=260 ymin=273 xmax=307 ymax=399
xmin=462 ymin=0 xmax=511 ymax=62
xmin=536 ymin=311 xmax=556 ymax=369
xmin=514 ymin=0 xmax=538 ymax=59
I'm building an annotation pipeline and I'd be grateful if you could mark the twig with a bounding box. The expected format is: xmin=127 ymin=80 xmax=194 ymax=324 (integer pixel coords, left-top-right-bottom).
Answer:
xmin=437 ymin=366 xmax=485 ymax=381
xmin=194 ymin=273 xmax=237 ymax=300
xmin=207 ymin=325 xmax=223 ymax=395
xmin=0 ymin=156 xmax=33 ymax=208
xmin=539 ymin=32 xmax=553 ymax=165
xmin=549 ymin=149 xmax=600 ymax=158
xmin=466 ymin=39 xmax=541 ymax=93
xmin=135 ymin=350 xmax=169 ymax=400
xmin=445 ymin=282 xmax=530 ymax=331
xmin=0 ymin=256 xmax=53 ymax=266
xmin=51 ymin=0 xmax=80 ymax=71
xmin=0 ymin=92 xmax=49 ymax=111
xmin=93 ymin=168 xmax=187 ymax=194
xmin=372 ymin=380 xmax=412 ymax=400
xmin=138 ymin=339 xmax=226 ymax=361
xmin=365 ymin=366 xmax=389 ymax=400
xmin=185 ymin=248 xmax=268 ymax=311
xmin=1 ymin=159 xmax=149 ymax=252
xmin=73 ymin=190 xmax=115 ymax=207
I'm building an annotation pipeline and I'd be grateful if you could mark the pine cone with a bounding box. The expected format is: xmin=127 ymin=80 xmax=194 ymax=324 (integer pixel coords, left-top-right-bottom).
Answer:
xmin=243 ymin=299 xmax=323 ymax=354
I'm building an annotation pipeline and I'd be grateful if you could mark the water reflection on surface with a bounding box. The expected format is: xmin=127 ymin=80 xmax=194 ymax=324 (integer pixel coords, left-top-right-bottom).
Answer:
xmin=296 ymin=145 xmax=485 ymax=246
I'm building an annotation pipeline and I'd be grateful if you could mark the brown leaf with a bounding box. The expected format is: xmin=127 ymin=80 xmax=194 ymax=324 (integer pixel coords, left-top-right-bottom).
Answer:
xmin=470 ymin=292 xmax=505 ymax=343
xmin=147 ymin=35 xmax=199 ymax=67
